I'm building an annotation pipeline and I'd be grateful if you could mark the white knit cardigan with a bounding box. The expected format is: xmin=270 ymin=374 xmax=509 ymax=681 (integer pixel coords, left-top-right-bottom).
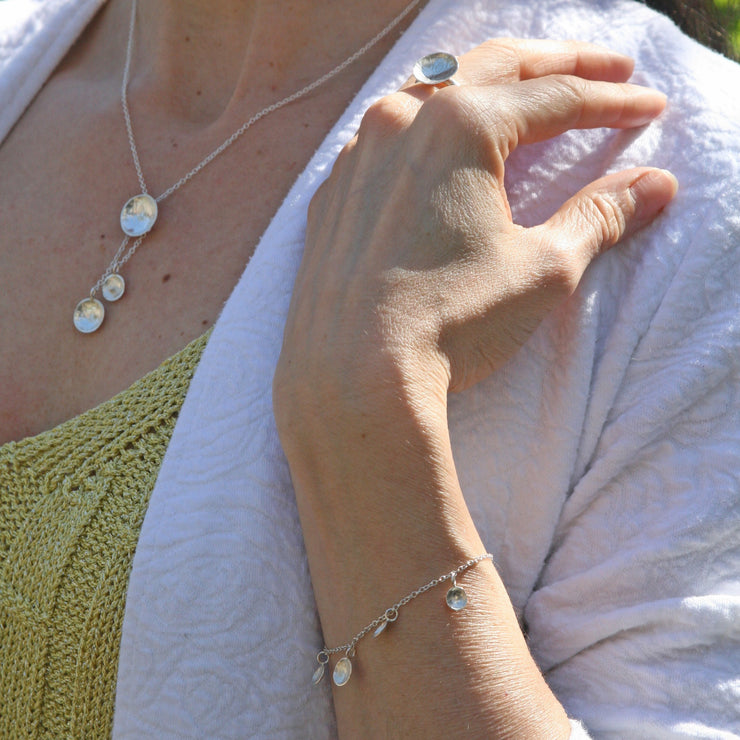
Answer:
xmin=2 ymin=1 xmax=739 ymax=737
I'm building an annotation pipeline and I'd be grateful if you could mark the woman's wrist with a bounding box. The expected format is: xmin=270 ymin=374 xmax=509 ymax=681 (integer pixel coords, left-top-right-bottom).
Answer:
xmin=274 ymin=328 xmax=450 ymax=467
xmin=280 ymin=378 xmax=465 ymax=551
xmin=280 ymin=401 xmax=570 ymax=738
xmin=276 ymin=351 xmax=472 ymax=594
xmin=275 ymin=327 xmax=571 ymax=738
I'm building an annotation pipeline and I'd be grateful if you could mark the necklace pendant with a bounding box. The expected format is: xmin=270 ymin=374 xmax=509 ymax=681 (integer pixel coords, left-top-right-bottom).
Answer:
xmin=102 ymin=273 xmax=126 ymax=302
xmin=121 ymin=193 xmax=158 ymax=237
xmin=73 ymin=297 xmax=105 ymax=333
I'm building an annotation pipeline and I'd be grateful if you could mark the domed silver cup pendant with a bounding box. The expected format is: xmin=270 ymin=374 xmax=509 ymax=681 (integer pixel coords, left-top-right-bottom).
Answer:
xmin=332 ymin=656 xmax=353 ymax=687
xmin=72 ymin=274 xmax=126 ymax=333
xmin=73 ymin=297 xmax=105 ymax=334
xmin=102 ymin=273 xmax=126 ymax=302
xmin=120 ymin=193 xmax=158 ymax=237
xmin=445 ymin=573 xmax=468 ymax=611
xmin=412 ymin=52 xmax=460 ymax=87
xmin=445 ymin=584 xmax=468 ymax=611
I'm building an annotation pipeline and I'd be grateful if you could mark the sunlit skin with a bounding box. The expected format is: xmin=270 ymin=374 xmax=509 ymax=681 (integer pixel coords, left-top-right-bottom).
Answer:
xmin=1 ymin=2 xmax=677 ymax=736
xmin=275 ymin=36 xmax=675 ymax=740
xmin=0 ymin=0 xmax=420 ymax=444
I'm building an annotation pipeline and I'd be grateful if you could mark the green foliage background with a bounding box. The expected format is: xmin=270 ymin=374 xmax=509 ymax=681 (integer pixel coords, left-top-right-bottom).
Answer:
xmin=714 ymin=0 xmax=740 ymax=55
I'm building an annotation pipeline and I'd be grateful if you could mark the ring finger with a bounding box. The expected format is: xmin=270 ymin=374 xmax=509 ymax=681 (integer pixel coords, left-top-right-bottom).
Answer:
xmin=401 ymin=38 xmax=635 ymax=94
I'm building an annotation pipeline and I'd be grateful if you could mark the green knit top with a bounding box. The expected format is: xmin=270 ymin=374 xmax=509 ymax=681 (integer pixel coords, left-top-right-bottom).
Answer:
xmin=0 ymin=330 xmax=209 ymax=739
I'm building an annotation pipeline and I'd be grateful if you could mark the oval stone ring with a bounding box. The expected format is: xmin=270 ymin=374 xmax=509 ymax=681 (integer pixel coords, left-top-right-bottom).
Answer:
xmin=412 ymin=52 xmax=460 ymax=87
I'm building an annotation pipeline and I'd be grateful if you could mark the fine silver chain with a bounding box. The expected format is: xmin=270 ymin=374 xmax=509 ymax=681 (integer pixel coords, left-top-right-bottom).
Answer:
xmin=73 ymin=0 xmax=421 ymax=334
xmin=322 ymin=554 xmax=493 ymax=657
xmin=122 ymin=0 xmax=425 ymax=204
xmin=312 ymin=553 xmax=494 ymax=687
xmin=73 ymin=0 xmax=424 ymax=332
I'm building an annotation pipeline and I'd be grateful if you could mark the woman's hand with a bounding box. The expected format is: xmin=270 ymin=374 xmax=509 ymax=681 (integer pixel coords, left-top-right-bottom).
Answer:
xmin=276 ymin=39 xmax=675 ymax=420
xmin=274 ymin=40 xmax=676 ymax=739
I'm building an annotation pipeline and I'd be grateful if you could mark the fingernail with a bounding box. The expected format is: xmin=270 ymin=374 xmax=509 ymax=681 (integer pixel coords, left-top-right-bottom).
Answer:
xmin=629 ymin=88 xmax=668 ymax=125
xmin=607 ymin=50 xmax=633 ymax=63
xmin=659 ymin=168 xmax=679 ymax=193
xmin=629 ymin=168 xmax=679 ymax=222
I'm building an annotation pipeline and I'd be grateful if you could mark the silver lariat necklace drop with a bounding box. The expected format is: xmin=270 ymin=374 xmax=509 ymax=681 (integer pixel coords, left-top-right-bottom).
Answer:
xmin=73 ymin=0 xmax=423 ymax=333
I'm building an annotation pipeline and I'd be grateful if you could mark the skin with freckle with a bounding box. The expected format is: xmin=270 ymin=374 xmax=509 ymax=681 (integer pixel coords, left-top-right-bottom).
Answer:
xmin=0 ymin=1 xmax=737 ymax=738
xmin=0 ymin=0 xmax=421 ymax=444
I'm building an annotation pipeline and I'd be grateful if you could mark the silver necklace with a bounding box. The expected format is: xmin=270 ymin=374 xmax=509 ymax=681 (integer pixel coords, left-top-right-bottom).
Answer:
xmin=73 ymin=0 xmax=423 ymax=333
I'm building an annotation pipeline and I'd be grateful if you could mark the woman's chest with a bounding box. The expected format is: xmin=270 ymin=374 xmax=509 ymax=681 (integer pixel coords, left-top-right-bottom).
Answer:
xmin=0 ymin=72 xmax=341 ymax=444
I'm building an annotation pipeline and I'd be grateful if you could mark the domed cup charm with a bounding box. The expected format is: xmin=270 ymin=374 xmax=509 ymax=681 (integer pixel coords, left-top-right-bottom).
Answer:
xmin=73 ymin=297 xmax=105 ymax=333
xmin=412 ymin=52 xmax=460 ymax=87
xmin=120 ymin=193 xmax=158 ymax=237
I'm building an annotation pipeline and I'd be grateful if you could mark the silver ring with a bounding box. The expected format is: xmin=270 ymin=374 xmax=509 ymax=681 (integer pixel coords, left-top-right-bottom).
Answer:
xmin=412 ymin=52 xmax=460 ymax=87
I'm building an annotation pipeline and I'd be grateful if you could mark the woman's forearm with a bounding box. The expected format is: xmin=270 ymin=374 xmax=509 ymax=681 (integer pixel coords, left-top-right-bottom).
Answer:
xmin=274 ymin=38 xmax=676 ymax=738
xmin=277 ymin=373 xmax=570 ymax=738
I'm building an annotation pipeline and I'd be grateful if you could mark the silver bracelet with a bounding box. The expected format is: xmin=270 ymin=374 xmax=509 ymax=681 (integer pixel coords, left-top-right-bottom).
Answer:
xmin=311 ymin=553 xmax=494 ymax=687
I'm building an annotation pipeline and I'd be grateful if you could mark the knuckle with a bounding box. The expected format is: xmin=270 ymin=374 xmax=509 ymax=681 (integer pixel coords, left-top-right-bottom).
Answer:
xmin=307 ymin=137 xmax=358 ymax=224
xmin=306 ymin=181 xmax=326 ymax=222
xmin=333 ymin=136 xmax=356 ymax=170
xmin=359 ymin=92 xmax=415 ymax=138
xmin=548 ymin=74 xmax=588 ymax=122
xmin=307 ymin=174 xmax=339 ymax=227
xmin=549 ymin=72 xmax=586 ymax=96
xmin=538 ymin=235 xmax=584 ymax=294
xmin=477 ymin=37 xmax=521 ymax=71
xmin=416 ymin=86 xmax=510 ymax=163
xmin=480 ymin=37 xmax=515 ymax=51
xmin=579 ymin=191 xmax=627 ymax=247
xmin=562 ymin=39 xmax=584 ymax=59
xmin=479 ymin=36 xmax=524 ymax=57
xmin=417 ymin=86 xmax=472 ymax=129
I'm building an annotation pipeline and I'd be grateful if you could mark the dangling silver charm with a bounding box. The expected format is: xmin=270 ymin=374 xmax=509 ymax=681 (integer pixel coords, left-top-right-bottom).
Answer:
xmin=73 ymin=297 xmax=105 ymax=333
xmin=373 ymin=607 xmax=399 ymax=638
xmin=102 ymin=273 xmax=126 ymax=302
xmin=373 ymin=620 xmax=389 ymax=638
xmin=311 ymin=651 xmax=329 ymax=686
xmin=445 ymin=574 xmax=468 ymax=611
xmin=120 ymin=193 xmax=158 ymax=237
xmin=311 ymin=663 xmax=325 ymax=685
xmin=333 ymin=656 xmax=353 ymax=687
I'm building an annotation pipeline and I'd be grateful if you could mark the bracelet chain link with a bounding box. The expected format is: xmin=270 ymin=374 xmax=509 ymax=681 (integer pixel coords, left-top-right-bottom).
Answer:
xmin=312 ymin=552 xmax=494 ymax=688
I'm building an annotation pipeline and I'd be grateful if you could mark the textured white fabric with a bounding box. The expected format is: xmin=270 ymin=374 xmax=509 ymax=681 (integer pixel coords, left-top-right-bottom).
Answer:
xmin=570 ymin=721 xmax=596 ymax=740
xmin=2 ymin=1 xmax=739 ymax=738
xmin=0 ymin=0 xmax=104 ymax=144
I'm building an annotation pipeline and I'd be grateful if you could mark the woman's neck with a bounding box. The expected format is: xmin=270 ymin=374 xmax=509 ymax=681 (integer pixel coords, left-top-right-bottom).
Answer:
xmin=101 ymin=0 xmax=423 ymax=126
